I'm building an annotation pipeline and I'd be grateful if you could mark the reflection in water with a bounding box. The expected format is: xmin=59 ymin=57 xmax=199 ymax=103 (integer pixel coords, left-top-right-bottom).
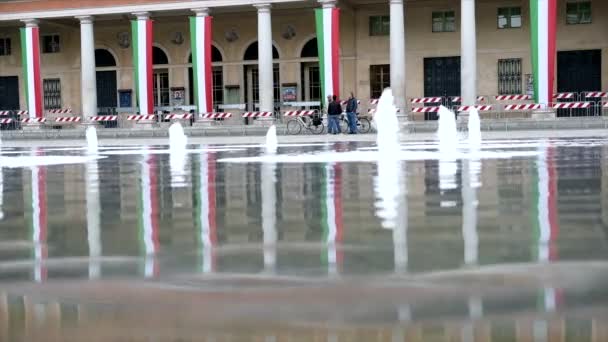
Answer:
xmin=30 ymin=160 xmax=48 ymax=283
xmin=261 ymin=158 xmax=277 ymax=273
xmin=196 ymin=150 xmax=218 ymax=273
xmin=140 ymin=150 xmax=160 ymax=278
xmin=323 ymin=163 xmax=343 ymax=276
xmin=462 ymin=159 xmax=479 ymax=266
xmin=86 ymin=158 xmax=101 ymax=279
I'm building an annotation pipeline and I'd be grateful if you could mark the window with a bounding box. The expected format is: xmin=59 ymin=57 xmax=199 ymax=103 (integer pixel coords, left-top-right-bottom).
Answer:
xmin=370 ymin=64 xmax=390 ymax=99
xmin=0 ymin=38 xmax=11 ymax=56
xmin=497 ymin=59 xmax=522 ymax=95
xmin=43 ymin=78 xmax=61 ymax=109
xmin=498 ymin=7 xmax=522 ymax=29
xmin=212 ymin=66 xmax=223 ymax=106
xmin=566 ymin=2 xmax=591 ymax=24
xmin=432 ymin=11 xmax=455 ymax=32
xmin=42 ymin=34 xmax=60 ymax=53
xmin=369 ymin=16 xmax=390 ymax=36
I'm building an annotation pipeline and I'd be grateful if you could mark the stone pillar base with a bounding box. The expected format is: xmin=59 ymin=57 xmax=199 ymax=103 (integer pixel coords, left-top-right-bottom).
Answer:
xmin=531 ymin=109 xmax=556 ymax=120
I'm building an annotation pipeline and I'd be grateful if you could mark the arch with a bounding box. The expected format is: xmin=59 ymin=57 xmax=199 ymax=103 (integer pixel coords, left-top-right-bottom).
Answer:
xmin=94 ymin=46 xmax=119 ymax=67
xmin=95 ymin=48 xmax=117 ymax=67
xmin=152 ymin=44 xmax=170 ymax=65
xmin=242 ymin=40 xmax=280 ymax=61
xmin=300 ymin=37 xmax=318 ymax=58
xmin=188 ymin=45 xmax=224 ymax=63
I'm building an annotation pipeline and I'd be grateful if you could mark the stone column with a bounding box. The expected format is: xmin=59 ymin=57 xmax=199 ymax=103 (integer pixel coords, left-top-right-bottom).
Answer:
xmin=390 ymin=0 xmax=407 ymax=120
xmin=460 ymin=0 xmax=476 ymax=106
xmin=255 ymin=4 xmax=274 ymax=114
xmin=77 ymin=15 xmax=97 ymax=118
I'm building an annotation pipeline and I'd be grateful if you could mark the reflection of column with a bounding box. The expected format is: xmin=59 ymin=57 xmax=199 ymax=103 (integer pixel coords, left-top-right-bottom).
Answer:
xmin=322 ymin=163 xmax=343 ymax=276
xmin=31 ymin=162 xmax=47 ymax=283
xmin=196 ymin=152 xmax=217 ymax=273
xmin=0 ymin=293 xmax=7 ymax=341
xmin=140 ymin=152 xmax=160 ymax=278
xmin=0 ymin=167 xmax=4 ymax=220
xmin=86 ymin=159 xmax=101 ymax=279
xmin=462 ymin=160 xmax=478 ymax=266
xmin=261 ymin=161 xmax=277 ymax=273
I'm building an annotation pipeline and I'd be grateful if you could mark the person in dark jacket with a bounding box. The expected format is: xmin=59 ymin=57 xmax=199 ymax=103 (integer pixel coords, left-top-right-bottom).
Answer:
xmin=345 ymin=92 xmax=358 ymax=134
xmin=327 ymin=95 xmax=342 ymax=134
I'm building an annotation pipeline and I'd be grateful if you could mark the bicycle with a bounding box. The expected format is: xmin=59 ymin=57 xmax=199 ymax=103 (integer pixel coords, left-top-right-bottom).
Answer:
xmin=339 ymin=112 xmax=371 ymax=133
xmin=286 ymin=113 xmax=325 ymax=135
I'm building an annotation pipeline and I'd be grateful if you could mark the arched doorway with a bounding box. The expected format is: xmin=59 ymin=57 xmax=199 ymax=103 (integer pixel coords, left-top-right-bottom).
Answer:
xmin=299 ymin=38 xmax=320 ymax=103
xmin=188 ymin=45 xmax=223 ymax=109
xmin=95 ymin=48 xmax=117 ymax=111
xmin=242 ymin=41 xmax=280 ymax=111
xmin=152 ymin=46 xmax=170 ymax=108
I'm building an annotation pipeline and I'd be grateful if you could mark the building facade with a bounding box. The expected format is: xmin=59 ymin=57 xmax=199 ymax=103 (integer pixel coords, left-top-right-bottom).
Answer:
xmin=0 ymin=0 xmax=606 ymax=120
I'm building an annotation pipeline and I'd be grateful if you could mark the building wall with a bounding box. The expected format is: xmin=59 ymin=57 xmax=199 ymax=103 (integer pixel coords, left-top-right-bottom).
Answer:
xmin=0 ymin=0 xmax=607 ymax=112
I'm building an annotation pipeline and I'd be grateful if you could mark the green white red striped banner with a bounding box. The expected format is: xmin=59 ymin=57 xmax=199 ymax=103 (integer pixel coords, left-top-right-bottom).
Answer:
xmin=321 ymin=163 xmax=343 ymax=269
xmin=189 ymin=15 xmax=213 ymax=114
xmin=131 ymin=19 xmax=154 ymax=115
xmin=20 ymin=26 xmax=43 ymax=119
xmin=194 ymin=151 xmax=217 ymax=273
xmin=139 ymin=152 xmax=160 ymax=278
xmin=530 ymin=0 xmax=557 ymax=105
xmin=315 ymin=7 xmax=340 ymax=105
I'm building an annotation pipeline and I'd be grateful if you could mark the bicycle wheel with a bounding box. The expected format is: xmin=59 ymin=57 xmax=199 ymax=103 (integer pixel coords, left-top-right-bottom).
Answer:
xmin=339 ymin=118 xmax=348 ymax=133
xmin=358 ymin=117 xmax=371 ymax=133
xmin=310 ymin=121 xmax=325 ymax=134
xmin=286 ymin=119 xmax=302 ymax=135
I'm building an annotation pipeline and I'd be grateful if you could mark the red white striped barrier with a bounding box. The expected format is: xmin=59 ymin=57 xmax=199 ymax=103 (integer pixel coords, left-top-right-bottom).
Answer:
xmin=451 ymin=96 xmax=485 ymax=103
xmin=242 ymin=112 xmax=273 ymax=118
xmin=552 ymin=102 xmax=591 ymax=109
xmin=412 ymin=106 xmax=440 ymax=113
xmin=200 ymin=112 xmax=232 ymax=119
xmin=603 ymin=103 xmax=608 ymax=108
xmin=457 ymin=105 xmax=493 ymax=112
xmin=0 ymin=118 xmax=13 ymax=124
xmin=369 ymin=99 xmax=379 ymax=105
xmin=22 ymin=118 xmax=46 ymax=123
xmin=165 ymin=113 xmax=193 ymax=120
xmin=504 ymin=104 xmax=542 ymax=111
xmin=89 ymin=115 xmax=118 ymax=121
xmin=553 ymin=93 xmax=574 ymax=99
xmin=283 ymin=110 xmax=315 ymax=117
xmin=339 ymin=100 xmax=361 ymax=106
xmin=0 ymin=111 xmax=11 ymax=116
xmin=368 ymin=108 xmax=401 ymax=115
xmin=584 ymin=92 xmax=608 ymax=98
xmin=411 ymin=97 xmax=442 ymax=104
xmin=127 ymin=115 xmax=156 ymax=121
xmin=54 ymin=117 xmax=81 ymax=123
xmin=495 ymin=95 xmax=532 ymax=101
xmin=17 ymin=111 xmax=28 ymax=116
xmin=46 ymin=109 xmax=72 ymax=114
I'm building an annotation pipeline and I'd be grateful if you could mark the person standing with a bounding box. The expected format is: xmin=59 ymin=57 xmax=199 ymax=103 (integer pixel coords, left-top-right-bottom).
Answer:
xmin=327 ymin=95 xmax=342 ymax=134
xmin=345 ymin=92 xmax=358 ymax=134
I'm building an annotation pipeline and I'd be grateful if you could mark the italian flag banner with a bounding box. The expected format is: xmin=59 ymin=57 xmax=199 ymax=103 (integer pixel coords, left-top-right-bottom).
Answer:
xmin=189 ymin=16 xmax=213 ymax=114
xmin=139 ymin=152 xmax=160 ymax=277
xmin=194 ymin=151 xmax=217 ymax=273
xmin=321 ymin=163 xmax=343 ymax=269
xmin=530 ymin=0 xmax=557 ymax=105
xmin=315 ymin=7 xmax=340 ymax=105
xmin=20 ymin=26 xmax=43 ymax=119
xmin=131 ymin=19 xmax=154 ymax=115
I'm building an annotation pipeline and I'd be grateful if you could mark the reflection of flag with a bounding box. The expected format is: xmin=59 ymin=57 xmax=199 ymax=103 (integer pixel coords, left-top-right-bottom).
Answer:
xmin=194 ymin=152 xmax=217 ymax=273
xmin=533 ymin=145 xmax=563 ymax=311
xmin=321 ymin=163 xmax=343 ymax=270
xmin=139 ymin=153 xmax=160 ymax=277
xmin=31 ymin=164 xmax=47 ymax=282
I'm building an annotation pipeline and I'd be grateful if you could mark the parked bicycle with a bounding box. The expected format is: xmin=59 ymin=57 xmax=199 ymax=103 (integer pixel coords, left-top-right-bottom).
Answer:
xmin=339 ymin=113 xmax=371 ymax=133
xmin=286 ymin=113 xmax=325 ymax=135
